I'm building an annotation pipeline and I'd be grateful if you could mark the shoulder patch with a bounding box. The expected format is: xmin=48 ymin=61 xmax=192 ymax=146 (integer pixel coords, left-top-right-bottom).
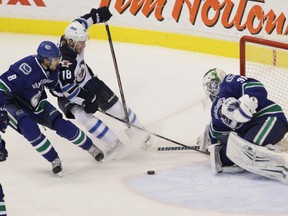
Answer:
xmin=19 ymin=63 xmax=32 ymax=75
xmin=225 ymin=74 xmax=236 ymax=82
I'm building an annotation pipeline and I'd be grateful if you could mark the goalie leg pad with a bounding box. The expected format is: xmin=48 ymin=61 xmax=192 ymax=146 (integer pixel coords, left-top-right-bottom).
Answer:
xmin=196 ymin=125 xmax=210 ymax=153
xmin=208 ymin=143 xmax=244 ymax=174
xmin=227 ymin=132 xmax=288 ymax=184
xmin=208 ymin=143 xmax=224 ymax=173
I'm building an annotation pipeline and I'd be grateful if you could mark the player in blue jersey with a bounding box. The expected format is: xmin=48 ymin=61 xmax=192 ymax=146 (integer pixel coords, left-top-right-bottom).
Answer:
xmin=0 ymin=41 xmax=104 ymax=176
xmin=0 ymin=135 xmax=8 ymax=216
xmin=50 ymin=7 xmax=150 ymax=161
xmin=0 ymin=99 xmax=9 ymax=215
xmin=197 ymin=68 xmax=288 ymax=183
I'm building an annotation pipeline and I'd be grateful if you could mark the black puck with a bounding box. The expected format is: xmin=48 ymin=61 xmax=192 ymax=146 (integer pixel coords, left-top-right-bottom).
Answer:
xmin=147 ymin=170 xmax=155 ymax=175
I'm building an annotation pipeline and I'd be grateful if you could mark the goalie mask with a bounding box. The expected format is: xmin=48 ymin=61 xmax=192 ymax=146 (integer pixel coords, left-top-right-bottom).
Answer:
xmin=203 ymin=68 xmax=226 ymax=102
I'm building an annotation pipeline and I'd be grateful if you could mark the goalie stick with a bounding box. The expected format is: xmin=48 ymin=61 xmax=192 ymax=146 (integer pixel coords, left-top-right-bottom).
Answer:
xmin=105 ymin=23 xmax=130 ymax=128
xmin=101 ymin=111 xmax=208 ymax=154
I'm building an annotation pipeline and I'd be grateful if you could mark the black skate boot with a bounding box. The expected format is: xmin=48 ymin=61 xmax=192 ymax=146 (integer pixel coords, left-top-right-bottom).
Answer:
xmin=88 ymin=144 xmax=104 ymax=161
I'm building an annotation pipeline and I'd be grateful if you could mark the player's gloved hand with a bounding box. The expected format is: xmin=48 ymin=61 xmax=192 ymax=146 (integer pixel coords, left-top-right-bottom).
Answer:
xmin=221 ymin=97 xmax=240 ymax=120
xmin=83 ymin=94 xmax=98 ymax=113
xmin=91 ymin=6 xmax=112 ymax=23
xmin=233 ymin=94 xmax=258 ymax=123
xmin=0 ymin=107 xmax=9 ymax=133
xmin=0 ymin=140 xmax=8 ymax=162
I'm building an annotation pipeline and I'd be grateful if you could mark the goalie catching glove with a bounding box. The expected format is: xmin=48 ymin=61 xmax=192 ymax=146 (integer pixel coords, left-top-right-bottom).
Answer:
xmin=221 ymin=94 xmax=258 ymax=128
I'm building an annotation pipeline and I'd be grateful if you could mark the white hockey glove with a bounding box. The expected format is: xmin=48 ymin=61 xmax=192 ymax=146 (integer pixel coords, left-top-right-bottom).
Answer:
xmin=221 ymin=95 xmax=258 ymax=128
xmin=233 ymin=94 xmax=258 ymax=123
xmin=221 ymin=97 xmax=240 ymax=129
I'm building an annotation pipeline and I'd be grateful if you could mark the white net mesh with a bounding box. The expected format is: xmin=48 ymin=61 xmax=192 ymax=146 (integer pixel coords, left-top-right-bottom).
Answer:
xmin=241 ymin=36 xmax=288 ymax=150
xmin=242 ymin=37 xmax=288 ymax=119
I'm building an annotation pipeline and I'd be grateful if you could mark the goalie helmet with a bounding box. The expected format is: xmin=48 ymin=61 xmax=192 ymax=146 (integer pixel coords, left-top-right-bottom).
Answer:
xmin=37 ymin=41 xmax=61 ymax=63
xmin=64 ymin=22 xmax=88 ymax=43
xmin=203 ymin=68 xmax=226 ymax=102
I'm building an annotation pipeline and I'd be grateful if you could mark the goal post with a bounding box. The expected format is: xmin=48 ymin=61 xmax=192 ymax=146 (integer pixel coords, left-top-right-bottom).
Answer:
xmin=239 ymin=35 xmax=288 ymax=117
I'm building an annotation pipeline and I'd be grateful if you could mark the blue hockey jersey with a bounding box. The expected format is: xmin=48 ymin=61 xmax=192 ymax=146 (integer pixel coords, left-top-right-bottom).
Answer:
xmin=209 ymin=74 xmax=288 ymax=144
xmin=0 ymin=55 xmax=59 ymax=113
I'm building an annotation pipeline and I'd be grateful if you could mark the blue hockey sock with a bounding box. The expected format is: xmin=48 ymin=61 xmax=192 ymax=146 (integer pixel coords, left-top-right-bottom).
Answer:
xmin=18 ymin=117 xmax=59 ymax=162
xmin=52 ymin=117 xmax=92 ymax=150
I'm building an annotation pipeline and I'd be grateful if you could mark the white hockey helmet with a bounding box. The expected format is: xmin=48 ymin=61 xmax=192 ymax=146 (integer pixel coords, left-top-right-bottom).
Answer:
xmin=64 ymin=22 xmax=88 ymax=43
xmin=203 ymin=68 xmax=226 ymax=101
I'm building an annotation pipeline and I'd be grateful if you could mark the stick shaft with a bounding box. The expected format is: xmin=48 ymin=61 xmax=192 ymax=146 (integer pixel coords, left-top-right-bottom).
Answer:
xmin=105 ymin=23 xmax=130 ymax=127
xmin=157 ymin=146 xmax=200 ymax=151
xmin=102 ymin=111 xmax=208 ymax=154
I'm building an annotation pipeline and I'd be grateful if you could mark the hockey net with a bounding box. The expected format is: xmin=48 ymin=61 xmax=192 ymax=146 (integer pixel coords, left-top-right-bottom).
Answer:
xmin=240 ymin=36 xmax=288 ymax=149
xmin=240 ymin=36 xmax=288 ymax=118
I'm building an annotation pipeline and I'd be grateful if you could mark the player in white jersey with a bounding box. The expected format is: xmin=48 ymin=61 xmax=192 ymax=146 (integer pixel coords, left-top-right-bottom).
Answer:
xmin=51 ymin=7 xmax=149 ymax=161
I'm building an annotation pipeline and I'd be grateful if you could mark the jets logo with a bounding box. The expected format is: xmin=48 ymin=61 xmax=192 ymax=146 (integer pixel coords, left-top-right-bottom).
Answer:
xmin=61 ymin=60 xmax=72 ymax=68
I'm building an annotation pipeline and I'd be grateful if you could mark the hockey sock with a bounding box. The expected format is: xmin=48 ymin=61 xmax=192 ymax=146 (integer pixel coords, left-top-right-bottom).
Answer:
xmin=18 ymin=117 xmax=58 ymax=162
xmin=71 ymin=106 xmax=119 ymax=148
xmin=52 ymin=116 xmax=93 ymax=150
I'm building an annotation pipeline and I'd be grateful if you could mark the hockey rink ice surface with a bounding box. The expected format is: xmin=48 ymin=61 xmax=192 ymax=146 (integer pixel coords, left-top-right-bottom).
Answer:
xmin=1 ymin=33 xmax=288 ymax=216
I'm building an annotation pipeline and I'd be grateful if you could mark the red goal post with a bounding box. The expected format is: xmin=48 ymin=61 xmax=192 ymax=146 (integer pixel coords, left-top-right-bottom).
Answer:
xmin=240 ymin=36 xmax=288 ymax=118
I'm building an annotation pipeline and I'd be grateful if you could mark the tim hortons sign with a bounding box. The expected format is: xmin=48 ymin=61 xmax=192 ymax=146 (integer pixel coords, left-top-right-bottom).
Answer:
xmin=100 ymin=0 xmax=288 ymax=35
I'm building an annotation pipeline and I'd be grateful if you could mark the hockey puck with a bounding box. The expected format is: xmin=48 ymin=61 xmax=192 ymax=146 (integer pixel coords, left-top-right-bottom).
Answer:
xmin=147 ymin=170 xmax=155 ymax=175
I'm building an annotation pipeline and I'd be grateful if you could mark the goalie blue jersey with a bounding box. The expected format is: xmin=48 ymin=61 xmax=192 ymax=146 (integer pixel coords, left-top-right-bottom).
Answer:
xmin=0 ymin=55 xmax=59 ymax=113
xmin=209 ymin=74 xmax=288 ymax=143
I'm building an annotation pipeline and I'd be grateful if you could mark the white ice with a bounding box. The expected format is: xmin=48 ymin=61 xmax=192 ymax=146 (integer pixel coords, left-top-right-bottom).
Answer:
xmin=1 ymin=33 xmax=288 ymax=216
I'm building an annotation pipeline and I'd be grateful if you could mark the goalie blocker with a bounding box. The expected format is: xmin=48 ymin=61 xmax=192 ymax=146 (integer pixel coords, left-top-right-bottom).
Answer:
xmin=226 ymin=132 xmax=288 ymax=184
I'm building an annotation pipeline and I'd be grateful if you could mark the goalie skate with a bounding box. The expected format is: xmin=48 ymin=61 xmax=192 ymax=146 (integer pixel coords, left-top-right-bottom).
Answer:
xmin=227 ymin=132 xmax=288 ymax=184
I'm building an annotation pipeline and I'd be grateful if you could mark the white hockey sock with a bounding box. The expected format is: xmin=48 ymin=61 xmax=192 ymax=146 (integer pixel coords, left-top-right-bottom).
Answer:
xmin=71 ymin=106 xmax=119 ymax=148
xmin=106 ymin=101 xmax=144 ymax=128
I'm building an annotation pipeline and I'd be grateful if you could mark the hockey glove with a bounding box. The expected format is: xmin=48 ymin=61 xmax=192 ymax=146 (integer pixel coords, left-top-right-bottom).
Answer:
xmin=83 ymin=94 xmax=98 ymax=113
xmin=90 ymin=6 xmax=112 ymax=23
xmin=233 ymin=94 xmax=258 ymax=122
xmin=0 ymin=140 xmax=8 ymax=162
xmin=221 ymin=97 xmax=240 ymax=120
xmin=0 ymin=107 xmax=9 ymax=133
xmin=220 ymin=97 xmax=239 ymax=128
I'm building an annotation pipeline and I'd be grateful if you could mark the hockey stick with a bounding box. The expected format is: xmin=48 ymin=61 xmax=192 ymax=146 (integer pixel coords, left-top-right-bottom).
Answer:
xmin=101 ymin=111 xmax=208 ymax=154
xmin=105 ymin=23 xmax=130 ymax=128
xmin=157 ymin=146 xmax=200 ymax=151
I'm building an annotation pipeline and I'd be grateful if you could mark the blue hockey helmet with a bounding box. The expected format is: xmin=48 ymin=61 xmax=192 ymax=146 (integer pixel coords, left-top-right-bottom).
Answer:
xmin=37 ymin=41 xmax=61 ymax=63
xmin=203 ymin=68 xmax=226 ymax=102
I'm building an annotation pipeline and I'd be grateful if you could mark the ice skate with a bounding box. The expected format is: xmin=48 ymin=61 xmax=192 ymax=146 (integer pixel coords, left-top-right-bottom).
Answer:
xmin=51 ymin=157 xmax=63 ymax=176
xmin=105 ymin=140 xmax=125 ymax=162
xmin=88 ymin=144 xmax=104 ymax=161
xmin=125 ymin=128 xmax=151 ymax=150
